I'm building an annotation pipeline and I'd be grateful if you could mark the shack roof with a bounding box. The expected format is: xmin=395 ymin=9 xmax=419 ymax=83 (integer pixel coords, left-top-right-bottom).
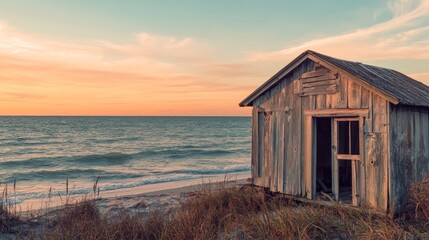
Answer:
xmin=239 ymin=50 xmax=429 ymax=107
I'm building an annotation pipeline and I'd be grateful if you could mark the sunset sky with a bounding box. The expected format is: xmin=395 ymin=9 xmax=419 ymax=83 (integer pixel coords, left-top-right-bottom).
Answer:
xmin=1 ymin=0 xmax=429 ymax=116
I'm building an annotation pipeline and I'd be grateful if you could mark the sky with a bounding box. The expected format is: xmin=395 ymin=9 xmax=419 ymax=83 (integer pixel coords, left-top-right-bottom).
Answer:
xmin=0 ymin=0 xmax=428 ymax=116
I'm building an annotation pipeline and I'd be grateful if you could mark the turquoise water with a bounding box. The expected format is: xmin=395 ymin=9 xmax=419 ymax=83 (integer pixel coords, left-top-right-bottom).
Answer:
xmin=0 ymin=116 xmax=251 ymax=203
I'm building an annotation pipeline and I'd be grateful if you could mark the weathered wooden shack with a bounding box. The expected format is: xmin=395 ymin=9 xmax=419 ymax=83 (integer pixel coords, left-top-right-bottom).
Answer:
xmin=239 ymin=50 xmax=429 ymax=212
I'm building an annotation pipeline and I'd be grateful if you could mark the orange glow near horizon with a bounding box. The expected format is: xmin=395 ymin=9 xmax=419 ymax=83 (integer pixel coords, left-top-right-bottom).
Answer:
xmin=0 ymin=23 xmax=261 ymax=116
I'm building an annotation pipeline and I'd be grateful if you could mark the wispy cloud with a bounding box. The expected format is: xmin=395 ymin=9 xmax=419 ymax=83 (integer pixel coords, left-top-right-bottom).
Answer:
xmin=248 ymin=0 xmax=429 ymax=62
xmin=0 ymin=91 xmax=46 ymax=101
xmin=388 ymin=0 xmax=419 ymax=17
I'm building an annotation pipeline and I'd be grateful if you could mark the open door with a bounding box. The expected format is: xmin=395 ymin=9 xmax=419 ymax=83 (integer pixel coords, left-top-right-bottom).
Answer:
xmin=332 ymin=117 xmax=363 ymax=206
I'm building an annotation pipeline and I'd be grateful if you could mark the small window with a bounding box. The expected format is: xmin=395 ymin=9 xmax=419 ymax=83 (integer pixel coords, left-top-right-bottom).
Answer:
xmin=336 ymin=119 xmax=360 ymax=161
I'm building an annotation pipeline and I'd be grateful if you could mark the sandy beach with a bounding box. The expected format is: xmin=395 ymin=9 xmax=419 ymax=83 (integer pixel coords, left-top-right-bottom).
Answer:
xmin=16 ymin=173 xmax=250 ymax=219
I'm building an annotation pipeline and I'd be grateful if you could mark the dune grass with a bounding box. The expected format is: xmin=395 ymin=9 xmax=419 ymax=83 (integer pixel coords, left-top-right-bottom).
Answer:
xmin=402 ymin=175 xmax=429 ymax=234
xmin=0 ymin=198 xmax=18 ymax=234
xmin=1 ymin=182 xmax=21 ymax=234
xmin=3 ymin=176 xmax=429 ymax=239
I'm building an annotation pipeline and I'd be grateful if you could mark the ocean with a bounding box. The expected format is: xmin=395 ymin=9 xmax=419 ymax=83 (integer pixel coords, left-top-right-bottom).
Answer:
xmin=0 ymin=116 xmax=251 ymax=204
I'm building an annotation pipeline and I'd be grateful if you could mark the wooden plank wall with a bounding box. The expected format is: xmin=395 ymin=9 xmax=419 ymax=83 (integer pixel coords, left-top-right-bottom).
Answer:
xmin=251 ymin=59 xmax=391 ymax=211
xmin=252 ymin=59 xmax=315 ymax=193
xmin=389 ymin=105 xmax=429 ymax=211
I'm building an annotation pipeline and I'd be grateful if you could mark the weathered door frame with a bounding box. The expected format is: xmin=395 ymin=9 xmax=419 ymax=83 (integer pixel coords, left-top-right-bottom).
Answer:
xmin=304 ymin=109 xmax=367 ymax=202
xmin=332 ymin=117 xmax=364 ymax=206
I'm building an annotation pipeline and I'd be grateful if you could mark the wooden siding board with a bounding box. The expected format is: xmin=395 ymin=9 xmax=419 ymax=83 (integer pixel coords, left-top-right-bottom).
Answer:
xmin=285 ymin=110 xmax=293 ymax=194
xmin=309 ymin=96 xmax=317 ymax=110
xmin=301 ymin=96 xmax=311 ymax=197
xmin=365 ymin=93 xmax=374 ymax=133
xmin=358 ymin=116 xmax=366 ymax=205
xmin=348 ymin=79 xmax=362 ymax=108
xmin=389 ymin=104 xmax=396 ymax=210
xmin=291 ymin=80 xmax=302 ymax=196
xmin=303 ymin=114 xmax=313 ymax=199
xmin=332 ymin=118 xmax=339 ymax=200
xmin=373 ymin=94 xmax=388 ymax=133
xmin=277 ymin=88 xmax=287 ymax=193
xmin=326 ymin=93 xmax=334 ymax=109
xmin=380 ymin=131 xmax=389 ymax=211
xmin=301 ymin=75 xmax=336 ymax=83
xmin=390 ymin=106 xmax=410 ymax=209
xmin=412 ymin=111 xmax=417 ymax=182
xmin=412 ymin=110 xmax=429 ymax=181
xmin=420 ymin=110 xmax=429 ymax=179
xmin=252 ymin=107 xmax=257 ymax=182
xmin=254 ymin=110 xmax=265 ymax=186
xmin=338 ymin=74 xmax=348 ymax=108
xmin=390 ymin=106 xmax=429 ymax=211
xmin=277 ymin=111 xmax=285 ymax=193
xmin=271 ymin=93 xmax=279 ymax=191
xmin=263 ymin=113 xmax=271 ymax=188
xmin=282 ymin=80 xmax=299 ymax=195
xmin=271 ymin=112 xmax=278 ymax=192
xmin=361 ymin=87 xmax=370 ymax=109
xmin=316 ymin=95 xmax=326 ymax=109
xmin=301 ymin=85 xmax=337 ymax=96
xmin=365 ymin=133 xmax=377 ymax=207
xmin=352 ymin=161 xmax=358 ymax=206
xmin=301 ymin=68 xmax=331 ymax=78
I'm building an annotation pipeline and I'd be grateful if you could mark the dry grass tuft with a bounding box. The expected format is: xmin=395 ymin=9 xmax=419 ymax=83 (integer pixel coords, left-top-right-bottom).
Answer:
xmin=1 ymin=184 xmax=20 ymax=234
xmin=402 ymin=175 xmax=429 ymax=232
xmin=42 ymin=199 xmax=101 ymax=239
xmin=0 ymin=201 xmax=18 ymax=233
xmin=6 ymin=176 xmax=429 ymax=239
xmin=164 ymin=185 xmax=268 ymax=239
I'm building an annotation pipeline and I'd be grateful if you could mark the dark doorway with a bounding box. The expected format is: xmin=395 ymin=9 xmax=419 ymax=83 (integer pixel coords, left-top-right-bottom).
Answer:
xmin=315 ymin=118 xmax=332 ymax=194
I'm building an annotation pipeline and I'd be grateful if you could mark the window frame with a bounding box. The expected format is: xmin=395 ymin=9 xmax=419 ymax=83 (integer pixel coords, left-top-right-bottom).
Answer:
xmin=334 ymin=118 xmax=362 ymax=161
